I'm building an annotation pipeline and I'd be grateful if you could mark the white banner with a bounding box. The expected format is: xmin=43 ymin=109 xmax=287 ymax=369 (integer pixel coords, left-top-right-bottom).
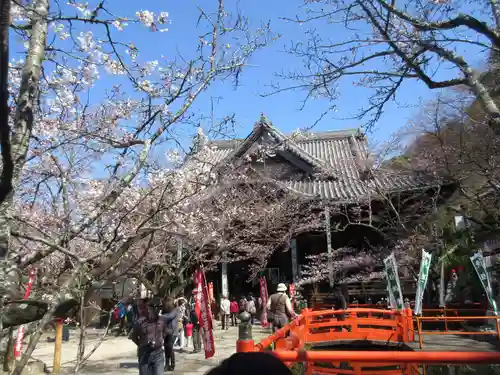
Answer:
xmin=414 ymin=250 xmax=432 ymax=315
xmin=471 ymin=251 xmax=498 ymax=314
xmin=384 ymin=269 xmax=396 ymax=309
xmin=291 ymin=238 xmax=298 ymax=282
xmin=383 ymin=253 xmax=404 ymax=310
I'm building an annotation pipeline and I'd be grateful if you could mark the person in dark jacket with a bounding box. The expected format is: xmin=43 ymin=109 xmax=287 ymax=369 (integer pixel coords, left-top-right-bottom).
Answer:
xmin=189 ymin=302 xmax=202 ymax=353
xmin=161 ymin=297 xmax=179 ymax=371
xmin=130 ymin=304 xmax=168 ymax=375
xmin=125 ymin=299 xmax=136 ymax=335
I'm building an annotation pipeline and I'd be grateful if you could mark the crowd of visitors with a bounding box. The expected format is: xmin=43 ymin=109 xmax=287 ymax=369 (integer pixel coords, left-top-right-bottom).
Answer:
xmin=115 ymin=282 xmax=354 ymax=375
xmin=122 ymin=294 xmax=202 ymax=375
xmin=119 ymin=283 xmax=303 ymax=374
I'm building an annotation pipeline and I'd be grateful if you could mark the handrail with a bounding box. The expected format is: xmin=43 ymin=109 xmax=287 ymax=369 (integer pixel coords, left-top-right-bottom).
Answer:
xmin=238 ymin=308 xmax=500 ymax=357
xmin=417 ymin=315 xmax=500 ymax=321
xmin=272 ymin=350 xmax=500 ymax=364
xmin=306 ymin=308 xmax=404 ymax=318
xmin=249 ymin=308 xmax=414 ymax=352
xmin=236 ymin=308 xmax=500 ymax=375
xmin=255 ymin=316 xmax=304 ymax=350
xmin=415 ymin=314 xmax=500 ymax=349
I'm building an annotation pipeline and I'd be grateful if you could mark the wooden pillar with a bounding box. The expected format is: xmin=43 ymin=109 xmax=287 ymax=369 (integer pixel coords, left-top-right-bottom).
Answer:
xmin=439 ymin=261 xmax=445 ymax=307
xmin=53 ymin=319 xmax=63 ymax=374
xmin=341 ymin=284 xmax=350 ymax=304
xmin=291 ymin=238 xmax=298 ymax=282
xmin=221 ymin=262 xmax=228 ymax=297
xmin=324 ymin=204 xmax=333 ymax=288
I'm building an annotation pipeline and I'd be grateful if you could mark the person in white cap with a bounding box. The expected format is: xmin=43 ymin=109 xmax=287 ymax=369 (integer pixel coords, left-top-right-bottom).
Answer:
xmin=266 ymin=283 xmax=297 ymax=332
xmin=220 ymin=294 xmax=230 ymax=330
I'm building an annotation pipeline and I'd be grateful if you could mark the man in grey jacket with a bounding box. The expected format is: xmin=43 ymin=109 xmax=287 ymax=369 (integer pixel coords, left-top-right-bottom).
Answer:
xmin=161 ymin=297 xmax=179 ymax=372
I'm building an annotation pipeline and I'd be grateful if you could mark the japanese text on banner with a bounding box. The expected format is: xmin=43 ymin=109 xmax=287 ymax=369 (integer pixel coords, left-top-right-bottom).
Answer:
xmin=414 ymin=250 xmax=432 ymax=316
xmin=471 ymin=251 xmax=498 ymax=314
xmin=383 ymin=253 xmax=404 ymax=310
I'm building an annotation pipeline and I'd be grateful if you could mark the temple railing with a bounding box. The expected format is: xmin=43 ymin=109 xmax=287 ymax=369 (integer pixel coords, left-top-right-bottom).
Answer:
xmin=236 ymin=308 xmax=500 ymax=375
xmin=237 ymin=308 xmax=414 ymax=353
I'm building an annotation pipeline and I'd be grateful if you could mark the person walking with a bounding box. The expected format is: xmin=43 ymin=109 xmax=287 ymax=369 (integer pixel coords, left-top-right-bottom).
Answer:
xmin=245 ymin=294 xmax=256 ymax=325
xmin=230 ymin=297 xmax=239 ymax=326
xmin=161 ymin=297 xmax=180 ymax=371
xmin=125 ymin=299 xmax=136 ymax=335
xmin=137 ymin=298 xmax=149 ymax=319
xmin=220 ymin=295 xmax=230 ymax=330
xmin=189 ymin=302 xmax=202 ymax=353
xmin=176 ymin=297 xmax=188 ymax=350
xmin=266 ymin=283 xmax=296 ymax=333
xmin=130 ymin=303 xmax=168 ymax=375
xmin=115 ymin=300 xmax=127 ymax=336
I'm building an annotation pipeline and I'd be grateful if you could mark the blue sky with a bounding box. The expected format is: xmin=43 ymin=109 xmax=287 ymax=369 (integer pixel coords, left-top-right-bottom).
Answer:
xmin=125 ymin=0 xmax=482 ymax=148
xmin=127 ymin=0 xmax=433 ymax=144
xmin=16 ymin=0 xmax=486 ymax=161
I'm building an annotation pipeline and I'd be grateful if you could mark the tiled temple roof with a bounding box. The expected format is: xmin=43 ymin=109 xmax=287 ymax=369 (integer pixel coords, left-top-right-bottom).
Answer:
xmin=188 ymin=115 xmax=438 ymax=202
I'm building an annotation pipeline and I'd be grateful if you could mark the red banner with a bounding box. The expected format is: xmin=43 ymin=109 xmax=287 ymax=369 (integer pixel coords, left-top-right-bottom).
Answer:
xmin=199 ymin=269 xmax=215 ymax=359
xmin=194 ymin=270 xmax=202 ymax=322
xmin=289 ymin=284 xmax=295 ymax=311
xmin=259 ymin=276 xmax=269 ymax=328
xmin=208 ymin=282 xmax=214 ymax=304
xmin=15 ymin=269 xmax=36 ymax=358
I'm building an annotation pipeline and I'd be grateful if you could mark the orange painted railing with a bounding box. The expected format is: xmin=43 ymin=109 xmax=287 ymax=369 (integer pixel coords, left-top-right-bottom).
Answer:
xmin=303 ymin=308 xmax=414 ymax=344
xmin=416 ymin=307 xmax=488 ymax=331
xmin=271 ymin=351 xmax=500 ymax=375
xmin=236 ymin=307 xmax=500 ymax=374
xmin=237 ymin=308 xmax=414 ymax=353
xmin=272 ymin=350 xmax=500 ymax=363
xmin=415 ymin=315 xmax=500 ymax=349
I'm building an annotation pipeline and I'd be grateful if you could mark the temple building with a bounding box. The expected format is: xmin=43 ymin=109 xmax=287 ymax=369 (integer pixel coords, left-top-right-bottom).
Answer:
xmin=189 ymin=115 xmax=454 ymax=301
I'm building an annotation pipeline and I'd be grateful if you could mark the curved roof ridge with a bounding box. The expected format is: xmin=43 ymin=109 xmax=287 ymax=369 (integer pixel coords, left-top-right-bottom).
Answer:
xmin=216 ymin=115 xmax=337 ymax=178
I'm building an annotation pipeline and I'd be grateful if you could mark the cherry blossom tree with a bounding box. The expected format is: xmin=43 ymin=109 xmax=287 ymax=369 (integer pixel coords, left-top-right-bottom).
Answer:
xmin=394 ymin=89 xmax=500 ymax=232
xmin=374 ymin=88 xmax=500 ymax=304
xmin=124 ymin=140 xmax=327 ymax=296
xmin=0 ymin=0 xmax=273 ymax=372
xmin=270 ymin=0 xmax=500 ymax=132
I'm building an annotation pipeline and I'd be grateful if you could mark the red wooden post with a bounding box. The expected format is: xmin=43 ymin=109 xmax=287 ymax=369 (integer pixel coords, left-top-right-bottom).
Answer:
xmin=53 ymin=319 xmax=64 ymax=374
xmin=398 ymin=309 xmax=408 ymax=343
xmin=406 ymin=307 xmax=415 ymax=342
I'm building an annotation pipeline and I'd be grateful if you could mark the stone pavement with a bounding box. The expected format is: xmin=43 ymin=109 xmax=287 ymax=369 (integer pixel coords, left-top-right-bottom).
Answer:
xmin=28 ymin=324 xmax=272 ymax=375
